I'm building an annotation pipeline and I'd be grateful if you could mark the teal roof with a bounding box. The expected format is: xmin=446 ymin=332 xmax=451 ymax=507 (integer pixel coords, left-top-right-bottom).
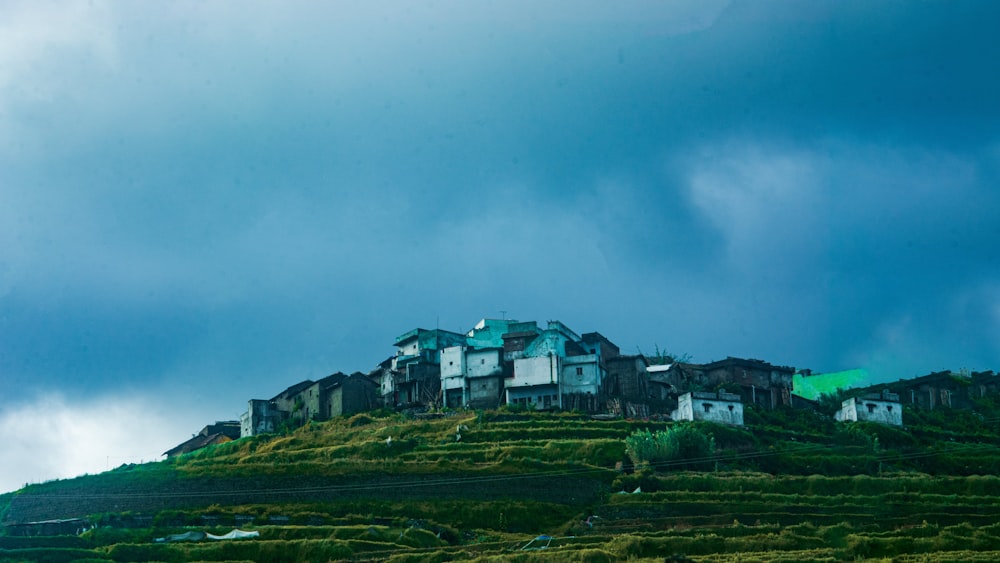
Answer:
xmin=792 ymin=368 xmax=871 ymax=400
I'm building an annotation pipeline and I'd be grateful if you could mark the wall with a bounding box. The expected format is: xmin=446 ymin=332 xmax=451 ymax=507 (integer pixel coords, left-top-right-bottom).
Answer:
xmin=672 ymin=392 xmax=744 ymax=425
xmin=606 ymin=355 xmax=648 ymax=400
xmin=836 ymin=397 xmax=903 ymax=426
xmin=468 ymin=376 xmax=503 ymax=408
xmin=509 ymin=355 xmax=559 ymax=388
xmin=561 ymin=354 xmax=601 ymax=395
xmin=440 ymin=346 xmax=465 ymax=378
xmin=506 ymin=384 xmax=559 ymax=409
xmin=467 ymin=348 xmax=503 ymax=378
xmin=240 ymin=399 xmax=283 ymax=437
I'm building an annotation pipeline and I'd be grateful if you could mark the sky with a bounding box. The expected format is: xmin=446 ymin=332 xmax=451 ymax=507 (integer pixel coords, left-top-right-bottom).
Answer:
xmin=2 ymin=0 xmax=999 ymax=493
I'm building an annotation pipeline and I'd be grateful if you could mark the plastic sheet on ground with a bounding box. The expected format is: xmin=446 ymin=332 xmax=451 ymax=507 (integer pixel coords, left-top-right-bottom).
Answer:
xmin=207 ymin=529 xmax=260 ymax=540
xmin=155 ymin=529 xmax=259 ymax=542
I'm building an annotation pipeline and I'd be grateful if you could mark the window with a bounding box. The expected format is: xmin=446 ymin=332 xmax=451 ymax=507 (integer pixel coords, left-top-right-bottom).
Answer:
xmin=887 ymin=405 xmax=893 ymax=412
xmin=576 ymin=367 xmax=584 ymax=375
xmin=866 ymin=403 xmax=876 ymax=413
xmin=481 ymin=359 xmax=485 ymax=364
xmin=728 ymin=405 xmax=734 ymax=412
xmin=703 ymin=403 xmax=713 ymax=413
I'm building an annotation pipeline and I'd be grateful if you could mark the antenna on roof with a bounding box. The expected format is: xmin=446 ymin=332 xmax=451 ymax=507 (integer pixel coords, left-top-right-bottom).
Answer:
xmin=500 ymin=310 xmax=507 ymax=320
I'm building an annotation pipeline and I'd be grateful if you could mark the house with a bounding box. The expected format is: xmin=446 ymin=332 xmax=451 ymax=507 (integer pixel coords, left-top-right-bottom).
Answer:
xmin=604 ymin=354 xmax=651 ymax=418
xmin=241 ymin=374 xmax=378 ymax=437
xmin=164 ymin=421 xmax=241 ymax=458
xmin=368 ymin=356 xmax=396 ymax=408
xmin=440 ymin=345 xmax=506 ymax=408
xmin=502 ymin=320 xmax=613 ymax=411
xmin=835 ymin=390 xmax=903 ymax=426
xmin=322 ymin=372 xmax=379 ymax=417
xmin=270 ymin=380 xmax=318 ymax=424
xmin=672 ymin=391 xmax=744 ymax=425
xmin=605 ymin=355 xmax=649 ymax=401
xmin=648 ymin=357 xmax=795 ymax=410
xmin=240 ymin=399 xmax=285 ymax=437
xmin=880 ymin=370 xmax=999 ymax=411
xmin=390 ymin=328 xmax=467 ymax=407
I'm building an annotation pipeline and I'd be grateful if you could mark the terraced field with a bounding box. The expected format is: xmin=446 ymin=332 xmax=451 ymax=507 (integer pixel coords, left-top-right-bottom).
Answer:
xmin=3 ymin=405 xmax=1000 ymax=561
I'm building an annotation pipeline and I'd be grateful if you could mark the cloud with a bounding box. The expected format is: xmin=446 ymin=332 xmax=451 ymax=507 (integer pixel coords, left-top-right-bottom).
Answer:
xmin=0 ymin=392 xmax=208 ymax=494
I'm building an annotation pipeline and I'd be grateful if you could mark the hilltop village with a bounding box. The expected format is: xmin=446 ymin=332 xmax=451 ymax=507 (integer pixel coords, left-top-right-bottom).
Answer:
xmin=164 ymin=317 xmax=1000 ymax=457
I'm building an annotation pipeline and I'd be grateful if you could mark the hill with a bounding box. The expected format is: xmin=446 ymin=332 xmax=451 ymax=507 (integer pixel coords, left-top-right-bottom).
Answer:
xmin=3 ymin=402 xmax=1000 ymax=561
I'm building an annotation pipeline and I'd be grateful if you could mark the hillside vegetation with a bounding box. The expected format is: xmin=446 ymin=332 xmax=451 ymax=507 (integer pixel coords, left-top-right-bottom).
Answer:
xmin=3 ymin=401 xmax=1000 ymax=562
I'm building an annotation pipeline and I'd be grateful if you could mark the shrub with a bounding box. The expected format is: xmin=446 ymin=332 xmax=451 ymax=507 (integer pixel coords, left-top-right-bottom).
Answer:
xmin=625 ymin=425 xmax=715 ymax=470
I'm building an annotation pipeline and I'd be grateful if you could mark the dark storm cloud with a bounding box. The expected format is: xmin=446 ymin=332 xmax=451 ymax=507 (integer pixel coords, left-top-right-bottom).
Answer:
xmin=2 ymin=0 xmax=999 ymax=492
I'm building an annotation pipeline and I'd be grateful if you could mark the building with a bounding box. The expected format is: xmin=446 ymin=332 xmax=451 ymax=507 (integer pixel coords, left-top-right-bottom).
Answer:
xmin=502 ymin=321 xmax=614 ymax=411
xmin=440 ymin=345 xmax=506 ymax=408
xmin=241 ymin=374 xmax=378 ymax=438
xmin=648 ymin=357 xmax=795 ymax=410
xmin=270 ymin=380 xmax=318 ymax=425
xmin=164 ymin=421 xmax=241 ymax=458
xmin=604 ymin=354 xmax=651 ymax=418
xmin=835 ymin=390 xmax=903 ymax=426
xmin=605 ymin=355 xmax=649 ymax=401
xmin=671 ymin=391 xmax=744 ymax=425
xmin=240 ymin=399 xmax=284 ymax=437
xmin=390 ymin=328 xmax=467 ymax=407
xmin=882 ymin=370 xmax=999 ymax=411
xmin=322 ymin=372 xmax=379 ymax=418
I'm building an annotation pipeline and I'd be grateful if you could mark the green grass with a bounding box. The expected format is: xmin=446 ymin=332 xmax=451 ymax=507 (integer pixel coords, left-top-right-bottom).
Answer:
xmin=6 ymin=403 xmax=1000 ymax=561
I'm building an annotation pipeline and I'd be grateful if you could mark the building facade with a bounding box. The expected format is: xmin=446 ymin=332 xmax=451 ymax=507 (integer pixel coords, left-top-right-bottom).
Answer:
xmin=672 ymin=391 xmax=744 ymax=425
xmin=835 ymin=391 xmax=903 ymax=426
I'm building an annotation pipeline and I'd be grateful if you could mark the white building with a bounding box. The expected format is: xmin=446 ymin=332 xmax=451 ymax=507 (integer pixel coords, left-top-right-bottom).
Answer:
xmin=835 ymin=390 xmax=903 ymax=426
xmin=672 ymin=391 xmax=744 ymax=426
xmin=506 ymin=354 xmax=562 ymax=409
xmin=440 ymin=345 xmax=506 ymax=408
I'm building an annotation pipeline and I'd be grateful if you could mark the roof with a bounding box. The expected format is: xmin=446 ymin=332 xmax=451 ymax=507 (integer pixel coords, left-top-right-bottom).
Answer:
xmin=701 ymin=356 xmax=796 ymax=374
xmin=271 ymin=379 xmax=316 ymax=401
xmin=163 ymin=432 xmax=234 ymax=457
xmin=792 ymin=368 xmax=871 ymax=401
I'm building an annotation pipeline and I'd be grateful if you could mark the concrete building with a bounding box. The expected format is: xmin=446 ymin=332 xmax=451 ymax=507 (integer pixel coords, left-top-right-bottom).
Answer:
xmin=390 ymin=328 xmax=467 ymax=407
xmin=240 ymin=399 xmax=285 ymax=437
xmin=440 ymin=345 xmax=505 ymax=408
xmin=502 ymin=321 xmax=614 ymax=411
xmin=835 ymin=390 xmax=903 ymax=426
xmin=672 ymin=391 xmax=744 ymax=425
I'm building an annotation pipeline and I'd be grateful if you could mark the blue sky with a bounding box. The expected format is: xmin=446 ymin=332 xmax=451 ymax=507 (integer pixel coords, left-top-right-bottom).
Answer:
xmin=2 ymin=0 xmax=999 ymax=493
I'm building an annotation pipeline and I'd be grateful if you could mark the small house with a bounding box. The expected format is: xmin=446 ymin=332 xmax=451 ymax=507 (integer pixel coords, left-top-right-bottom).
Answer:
xmin=835 ymin=390 xmax=903 ymax=426
xmin=672 ymin=391 xmax=744 ymax=426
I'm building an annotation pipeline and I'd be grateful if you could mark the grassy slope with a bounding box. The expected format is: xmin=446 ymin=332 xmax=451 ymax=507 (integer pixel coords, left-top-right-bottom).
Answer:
xmin=3 ymin=403 xmax=1000 ymax=561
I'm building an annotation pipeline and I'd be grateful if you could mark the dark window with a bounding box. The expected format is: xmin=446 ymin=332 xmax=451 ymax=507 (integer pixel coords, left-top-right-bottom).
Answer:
xmin=703 ymin=403 xmax=713 ymax=413
xmin=576 ymin=367 xmax=584 ymax=375
xmin=866 ymin=403 xmax=876 ymax=413
xmin=728 ymin=405 xmax=734 ymax=412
